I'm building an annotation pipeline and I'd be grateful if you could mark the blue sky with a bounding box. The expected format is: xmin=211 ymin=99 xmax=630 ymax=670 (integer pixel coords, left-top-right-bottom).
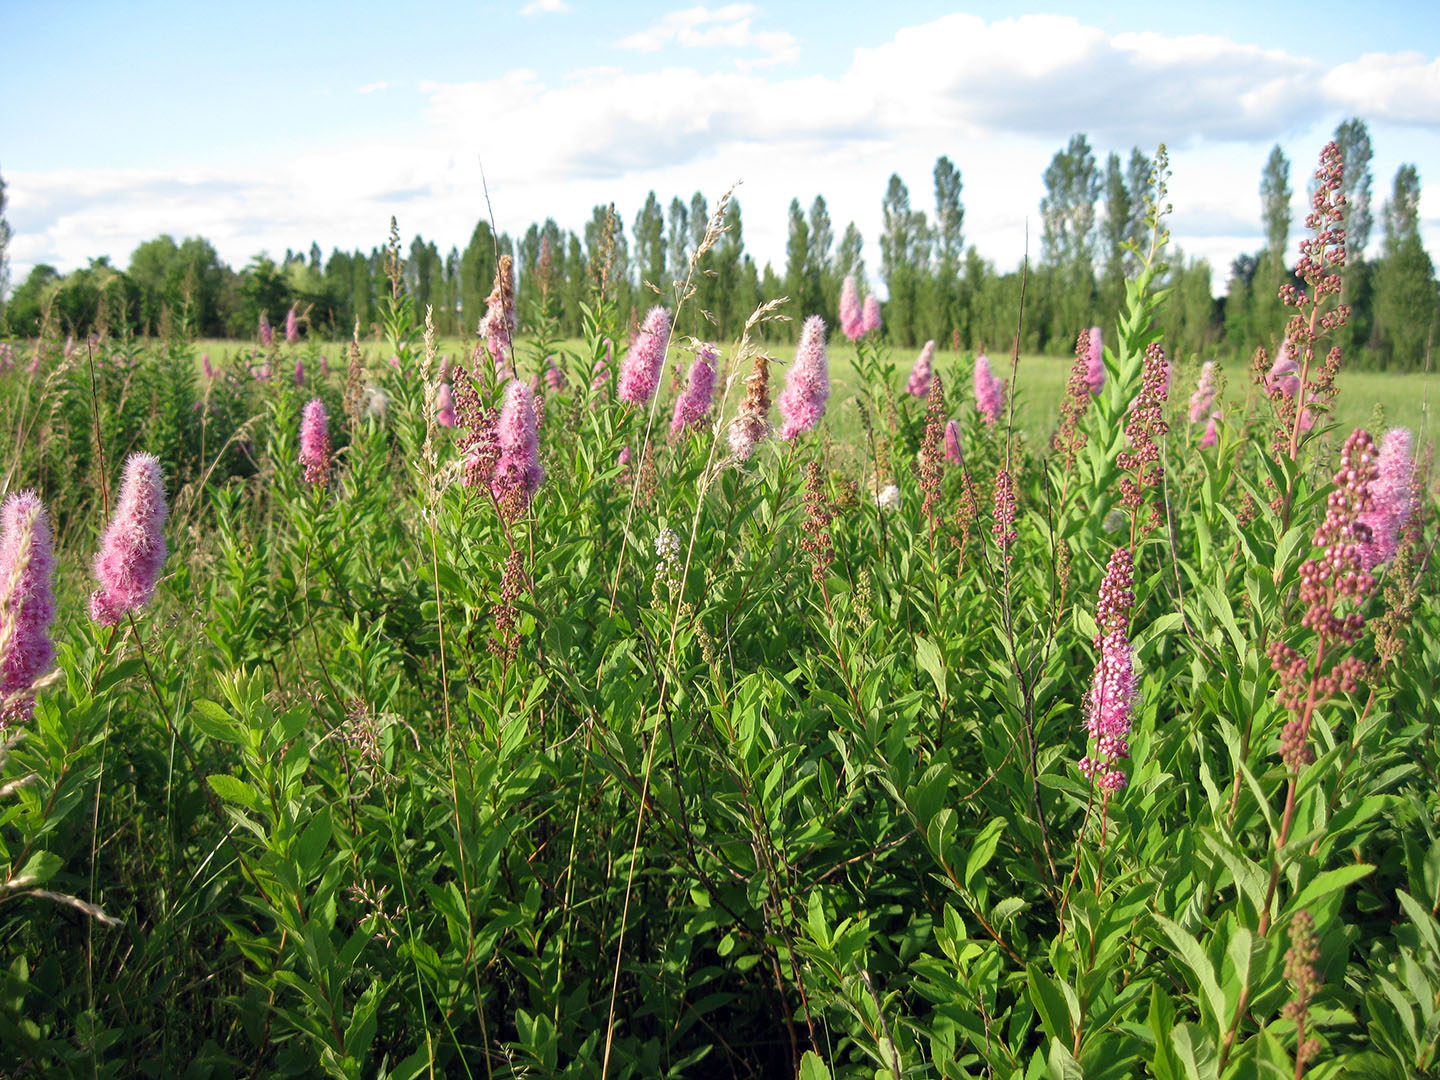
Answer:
xmin=5 ymin=1 xmax=1439 ymax=295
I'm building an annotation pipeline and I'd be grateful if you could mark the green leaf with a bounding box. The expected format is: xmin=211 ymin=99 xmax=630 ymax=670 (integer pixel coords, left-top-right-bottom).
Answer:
xmin=916 ymin=636 xmax=946 ymax=697
xmin=798 ymin=1050 xmax=832 ymax=1080
xmin=1027 ymin=964 xmax=1075 ymax=1046
xmin=191 ymin=700 xmax=243 ymax=745
xmin=207 ymin=773 xmax=260 ymax=812
xmin=8 ymin=850 xmax=62 ymax=888
xmin=965 ymin=818 xmax=1007 ymax=891
xmin=1284 ymin=863 xmax=1373 ymax=918
xmin=1153 ymin=913 xmax=1226 ymax=1027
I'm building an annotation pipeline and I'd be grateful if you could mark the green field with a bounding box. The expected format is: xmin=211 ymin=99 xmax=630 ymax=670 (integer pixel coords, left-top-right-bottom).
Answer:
xmin=194 ymin=335 xmax=1438 ymax=449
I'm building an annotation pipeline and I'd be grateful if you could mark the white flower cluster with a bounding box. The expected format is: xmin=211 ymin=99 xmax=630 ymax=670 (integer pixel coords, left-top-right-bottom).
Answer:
xmin=874 ymin=484 xmax=900 ymax=511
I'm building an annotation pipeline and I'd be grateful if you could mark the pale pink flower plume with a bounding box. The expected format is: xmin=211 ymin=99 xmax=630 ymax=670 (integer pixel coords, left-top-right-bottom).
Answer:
xmin=90 ymin=453 xmax=168 ymax=626
xmin=944 ymin=420 xmax=962 ymax=465
xmin=1359 ymin=427 xmax=1417 ymax=569
xmin=201 ymin=353 xmax=214 ymax=380
xmin=491 ymin=380 xmax=544 ymax=510
xmin=1085 ymin=327 xmax=1105 ymax=395
xmin=906 ymin=340 xmax=935 ymax=397
xmin=1201 ymin=411 xmax=1221 ymax=448
xmin=259 ymin=314 xmax=274 ymax=347
xmin=299 ymin=399 xmax=332 ymax=486
xmin=839 ymin=276 xmax=864 ymax=341
xmin=777 ymin=316 xmax=830 ymax=440
xmin=1079 ymin=546 xmax=1137 ymax=792
xmin=1188 ymin=361 xmax=1216 ymax=423
xmin=293 ymin=358 xmax=305 ymax=386
xmin=671 ymin=344 xmax=719 ymax=436
xmin=861 ymin=294 xmax=882 ymax=336
xmin=545 ymin=355 xmax=565 ymax=392
xmin=285 ymin=305 xmax=299 ymax=344
xmin=618 ymin=307 xmax=672 ymax=405
xmin=0 ymin=492 xmax=58 ymax=726
xmin=1268 ymin=345 xmax=1300 ymax=398
xmin=437 ymin=384 xmax=457 ymax=428
xmin=973 ymin=352 xmax=1004 ymax=425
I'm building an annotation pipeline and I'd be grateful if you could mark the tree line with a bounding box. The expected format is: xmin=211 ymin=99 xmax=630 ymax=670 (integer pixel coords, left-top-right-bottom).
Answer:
xmin=1 ymin=117 xmax=1435 ymax=367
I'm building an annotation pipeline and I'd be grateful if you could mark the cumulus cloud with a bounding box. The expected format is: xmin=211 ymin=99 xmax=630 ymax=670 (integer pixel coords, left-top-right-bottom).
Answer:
xmin=8 ymin=13 xmax=1439 ymax=284
xmin=520 ymin=0 xmax=571 ymax=15
xmin=619 ymin=5 xmax=798 ymax=68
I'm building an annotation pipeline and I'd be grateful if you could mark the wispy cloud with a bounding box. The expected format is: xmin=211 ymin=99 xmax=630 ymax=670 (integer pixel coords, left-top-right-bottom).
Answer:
xmin=520 ymin=0 xmax=572 ymax=16
xmin=356 ymin=81 xmax=390 ymax=94
xmin=618 ymin=4 xmax=798 ymax=68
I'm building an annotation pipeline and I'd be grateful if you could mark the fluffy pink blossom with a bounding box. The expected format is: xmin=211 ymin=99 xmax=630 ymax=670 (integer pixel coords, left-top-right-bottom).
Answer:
xmin=777 ymin=316 xmax=830 ymax=440
xmin=618 ymin=307 xmax=672 ymax=405
xmin=285 ymin=305 xmax=299 ymax=344
xmin=1085 ymin=327 xmax=1105 ymax=395
xmin=320 ymin=355 xmax=330 ymax=380
xmin=671 ymin=344 xmax=718 ymax=436
xmin=1268 ymin=345 xmax=1300 ymax=398
xmin=545 ymin=355 xmax=565 ymax=392
xmin=906 ymin=340 xmax=936 ymax=397
xmin=862 ymin=294 xmax=882 ymax=336
xmin=0 ymin=492 xmax=57 ymax=726
xmin=201 ymin=353 xmax=214 ymax=380
xmin=1358 ymin=427 xmax=1416 ymax=569
xmin=90 ymin=453 xmax=168 ymax=626
xmin=259 ymin=314 xmax=274 ymax=347
xmin=491 ymin=380 xmax=544 ymax=512
xmin=299 ymin=399 xmax=332 ymax=486
xmin=944 ymin=420 xmax=961 ymax=465
xmin=973 ymin=352 xmax=1004 ymax=425
xmin=293 ymin=358 xmax=305 ymax=386
xmin=437 ymin=384 xmax=456 ymax=428
xmin=1201 ymin=411 xmax=1221 ymax=448
xmin=1189 ymin=361 xmax=1216 ymax=423
xmin=839 ymin=276 xmax=864 ymax=341
xmin=1079 ymin=546 xmax=1137 ymax=792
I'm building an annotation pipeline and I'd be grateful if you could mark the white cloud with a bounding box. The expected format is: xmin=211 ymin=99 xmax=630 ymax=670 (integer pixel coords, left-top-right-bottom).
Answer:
xmin=8 ymin=14 xmax=1439 ymax=290
xmin=520 ymin=0 xmax=571 ymax=16
xmin=619 ymin=5 xmax=798 ymax=68
xmin=356 ymin=81 xmax=390 ymax=94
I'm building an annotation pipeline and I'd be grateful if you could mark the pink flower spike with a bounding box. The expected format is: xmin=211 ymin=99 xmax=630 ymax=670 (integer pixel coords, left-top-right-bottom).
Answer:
xmin=299 ymin=399 xmax=332 ymax=486
xmin=618 ymin=307 xmax=672 ymax=405
xmin=1201 ymin=411 xmax=1221 ymax=448
xmin=671 ymin=344 xmax=719 ymax=436
xmin=944 ymin=420 xmax=962 ymax=465
xmin=906 ymin=340 xmax=935 ymax=397
xmin=1188 ymin=361 xmax=1216 ymax=423
xmin=1085 ymin=327 xmax=1105 ymax=395
xmin=491 ymin=380 xmax=544 ymax=515
xmin=293 ymin=358 xmax=305 ymax=386
xmin=861 ymin=294 xmax=882 ymax=336
xmin=437 ymin=384 xmax=457 ymax=428
xmin=90 ymin=453 xmax=168 ymax=627
xmin=777 ymin=316 xmax=830 ymax=440
xmin=285 ymin=305 xmax=299 ymax=344
xmin=1268 ymin=345 xmax=1300 ymax=398
xmin=973 ymin=352 xmax=1004 ymax=425
xmin=1358 ymin=426 xmax=1416 ymax=569
xmin=201 ymin=353 xmax=214 ymax=380
xmin=259 ymin=314 xmax=274 ymax=347
xmin=545 ymin=354 xmax=565 ymax=392
xmin=0 ymin=492 xmax=58 ymax=726
xmin=839 ymin=276 xmax=864 ymax=341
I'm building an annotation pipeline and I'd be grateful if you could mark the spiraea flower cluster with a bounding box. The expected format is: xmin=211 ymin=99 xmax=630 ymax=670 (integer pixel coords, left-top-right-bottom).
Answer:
xmin=299 ymin=399 xmax=332 ymax=487
xmin=90 ymin=453 xmax=169 ymax=627
xmin=1052 ymin=330 xmax=1094 ymax=469
xmin=671 ymin=345 xmax=718 ymax=437
xmin=618 ymin=306 xmax=672 ymax=406
xmin=973 ymin=352 xmax=1004 ymax=426
xmin=480 ymin=255 xmax=517 ymax=375
xmin=1188 ymin=361 xmax=1216 ymax=424
xmin=0 ymin=493 xmax=57 ymax=726
xmin=800 ymin=461 xmax=834 ymax=586
xmin=990 ymin=468 xmax=1018 ymax=559
xmin=491 ymin=380 xmax=544 ymax=518
xmin=1268 ymin=428 xmax=1379 ymax=769
xmin=1117 ymin=343 xmax=1171 ymax=532
xmin=906 ymin=339 xmax=935 ymax=398
xmin=728 ymin=353 xmax=772 ymax=463
xmin=1282 ymin=911 xmax=1324 ymax=1067
xmin=862 ymin=295 xmax=882 ymax=336
xmin=452 ymin=366 xmax=501 ymax=491
xmin=777 ymin=317 xmax=830 ymax=440
xmin=839 ymin=276 xmax=864 ymax=341
xmin=1079 ymin=546 xmax=1138 ymax=792
xmin=1358 ymin=427 xmax=1416 ymax=570
xmin=918 ymin=373 xmax=946 ymax=525
xmin=1084 ymin=327 xmax=1105 ymax=395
